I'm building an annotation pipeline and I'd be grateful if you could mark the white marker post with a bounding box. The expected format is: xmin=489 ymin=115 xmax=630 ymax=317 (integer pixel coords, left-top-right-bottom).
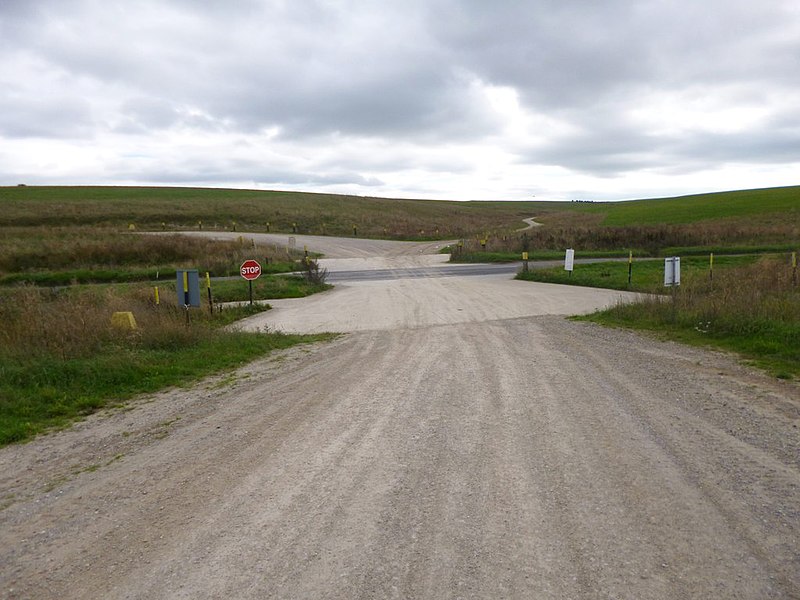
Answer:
xmin=564 ymin=248 xmax=575 ymax=277
xmin=664 ymin=257 xmax=681 ymax=287
xmin=664 ymin=256 xmax=681 ymax=322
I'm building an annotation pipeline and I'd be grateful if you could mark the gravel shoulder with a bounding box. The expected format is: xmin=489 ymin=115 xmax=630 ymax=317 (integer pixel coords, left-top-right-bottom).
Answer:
xmin=2 ymin=235 xmax=798 ymax=599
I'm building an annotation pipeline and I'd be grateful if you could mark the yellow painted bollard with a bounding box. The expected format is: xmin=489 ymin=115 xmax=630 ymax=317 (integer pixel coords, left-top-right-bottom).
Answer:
xmin=154 ymin=286 xmax=160 ymax=305
xmin=710 ymin=252 xmax=714 ymax=287
xmin=206 ymin=272 xmax=213 ymax=315
xmin=628 ymin=250 xmax=633 ymax=286
xmin=111 ymin=311 xmax=137 ymax=330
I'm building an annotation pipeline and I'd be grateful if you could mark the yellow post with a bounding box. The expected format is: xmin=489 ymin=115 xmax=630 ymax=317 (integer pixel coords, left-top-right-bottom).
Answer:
xmin=206 ymin=272 xmax=213 ymax=314
xmin=111 ymin=311 xmax=137 ymax=330
xmin=710 ymin=252 xmax=714 ymax=286
xmin=154 ymin=286 xmax=160 ymax=305
xmin=627 ymin=250 xmax=633 ymax=286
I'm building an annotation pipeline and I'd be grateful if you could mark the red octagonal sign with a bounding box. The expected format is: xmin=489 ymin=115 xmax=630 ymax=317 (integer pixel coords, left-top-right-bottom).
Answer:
xmin=240 ymin=259 xmax=262 ymax=281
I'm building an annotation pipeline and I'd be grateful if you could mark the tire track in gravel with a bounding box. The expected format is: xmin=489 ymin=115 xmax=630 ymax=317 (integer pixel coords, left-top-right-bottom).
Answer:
xmin=1 ymin=320 xmax=798 ymax=597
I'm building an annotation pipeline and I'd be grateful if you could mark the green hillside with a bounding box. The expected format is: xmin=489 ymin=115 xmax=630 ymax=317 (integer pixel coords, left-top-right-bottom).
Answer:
xmin=0 ymin=186 xmax=544 ymax=238
xmin=569 ymin=186 xmax=800 ymax=226
xmin=1 ymin=184 xmax=797 ymax=236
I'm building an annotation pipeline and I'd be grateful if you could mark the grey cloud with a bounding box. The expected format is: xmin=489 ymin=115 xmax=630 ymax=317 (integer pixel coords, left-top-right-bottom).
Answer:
xmin=113 ymin=156 xmax=384 ymax=188
xmin=0 ymin=93 xmax=94 ymax=138
xmin=519 ymin=107 xmax=800 ymax=177
xmin=116 ymin=97 xmax=181 ymax=132
xmin=1 ymin=0 xmax=799 ymax=197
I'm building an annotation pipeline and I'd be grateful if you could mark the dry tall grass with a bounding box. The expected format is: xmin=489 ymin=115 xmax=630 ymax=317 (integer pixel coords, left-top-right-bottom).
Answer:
xmin=598 ymin=255 xmax=799 ymax=376
xmin=0 ymin=228 xmax=301 ymax=277
xmin=461 ymin=220 xmax=798 ymax=255
xmin=0 ymin=286 xmax=214 ymax=361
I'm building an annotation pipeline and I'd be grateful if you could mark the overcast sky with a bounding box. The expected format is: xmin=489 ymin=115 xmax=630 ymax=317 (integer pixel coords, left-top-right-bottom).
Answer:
xmin=1 ymin=0 xmax=799 ymax=201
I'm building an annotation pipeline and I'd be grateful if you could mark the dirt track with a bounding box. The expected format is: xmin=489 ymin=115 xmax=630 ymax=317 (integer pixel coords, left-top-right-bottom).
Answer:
xmin=1 ymin=237 xmax=798 ymax=599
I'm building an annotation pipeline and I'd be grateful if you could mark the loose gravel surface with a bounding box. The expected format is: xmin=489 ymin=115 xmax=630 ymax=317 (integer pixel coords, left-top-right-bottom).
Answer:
xmin=1 ymin=237 xmax=798 ymax=599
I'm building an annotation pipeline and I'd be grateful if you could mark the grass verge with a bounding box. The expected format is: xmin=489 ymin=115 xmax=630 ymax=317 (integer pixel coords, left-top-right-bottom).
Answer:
xmin=530 ymin=256 xmax=799 ymax=379
xmin=0 ymin=286 xmax=333 ymax=446
xmin=516 ymin=255 xmax=760 ymax=292
xmin=450 ymin=249 xmax=632 ymax=263
xmin=210 ymin=275 xmax=332 ymax=302
xmin=579 ymin=306 xmax=799 ymax=380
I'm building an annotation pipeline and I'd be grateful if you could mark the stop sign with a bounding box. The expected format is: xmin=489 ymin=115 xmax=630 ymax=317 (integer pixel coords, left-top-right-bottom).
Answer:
xmin=240 ymin=259 xmax=262 ymax=281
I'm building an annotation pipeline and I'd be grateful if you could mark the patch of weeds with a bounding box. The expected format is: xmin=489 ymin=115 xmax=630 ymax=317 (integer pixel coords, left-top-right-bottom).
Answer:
xmin=0 ymin=493 xmax=16 ymax=511
xmin=42 ymin=475 xmax=70 ymax=493
xmin=209 ymin=373 xmax=239 ymax=390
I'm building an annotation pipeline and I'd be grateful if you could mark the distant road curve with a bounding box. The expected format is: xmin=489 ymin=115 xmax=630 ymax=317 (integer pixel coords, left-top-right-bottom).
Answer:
xmin=517 ymin=217 xmax=543 ymax=231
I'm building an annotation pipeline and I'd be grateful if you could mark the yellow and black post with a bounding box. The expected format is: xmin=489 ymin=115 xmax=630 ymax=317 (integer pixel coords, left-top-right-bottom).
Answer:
xmin=206 ymin=272 xmax=213 ymax=315
xmin=627 ymin=250 xmax=633 ymax=286
xmin=710 ymin=253 xmax=714 ymax=289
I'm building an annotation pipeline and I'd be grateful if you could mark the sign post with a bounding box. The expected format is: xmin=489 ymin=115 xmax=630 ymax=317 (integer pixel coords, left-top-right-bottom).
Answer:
xmin=664 ymin=256 xmax=681 ymax=322
xmin=240 ymin=259 xmax=262 ymax=306
xmin=175 ymin=270 xmax=201 ymax=307
xmin=664 ymin=257 xmax=681 ymax=287
xmin=564 ymin=248 xmax=575 ymax=277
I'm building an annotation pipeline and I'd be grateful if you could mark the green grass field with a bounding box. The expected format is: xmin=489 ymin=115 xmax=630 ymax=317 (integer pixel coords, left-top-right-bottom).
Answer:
xmin=1 ymin=184 xmax=797 ymax=444
xmin=6 ymin=184 xmax=795 ymax=238
xmin=0 ymin=185 xmax=545 ymax=239
xmin=563 ymin=186 xmax=800 ymax=226
xmin=517 ymin=255 xmax=799 ymax=378
xmin=516 ymin=255 xmax=762 ymax=292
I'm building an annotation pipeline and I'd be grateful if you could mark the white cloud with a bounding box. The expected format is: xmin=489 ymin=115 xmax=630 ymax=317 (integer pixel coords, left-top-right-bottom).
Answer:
xmin=1 ymin=0 xmax=799 ymax=200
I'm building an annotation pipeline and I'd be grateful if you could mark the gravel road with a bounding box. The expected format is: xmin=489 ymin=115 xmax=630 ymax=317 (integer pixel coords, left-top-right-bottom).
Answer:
xmin=1 ymin=237 xmax=798 ymax=599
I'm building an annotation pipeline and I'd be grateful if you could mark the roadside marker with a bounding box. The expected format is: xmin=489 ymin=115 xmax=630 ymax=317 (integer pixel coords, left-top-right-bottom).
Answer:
xmin=627 ymin=250 xmax=633 ymax=286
